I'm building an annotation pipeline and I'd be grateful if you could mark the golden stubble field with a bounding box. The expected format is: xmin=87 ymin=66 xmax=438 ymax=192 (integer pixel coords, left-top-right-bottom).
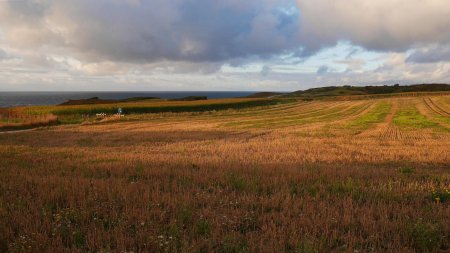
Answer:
xmin=0 ymin=95 xmax=449 ymax=252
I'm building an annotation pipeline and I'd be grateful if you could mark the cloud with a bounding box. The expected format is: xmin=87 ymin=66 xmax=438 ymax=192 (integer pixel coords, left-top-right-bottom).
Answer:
xmin=297 ymin=0 xmax=450 ymax=54
xmin=316 ymin=65 xmax=329 ymax=75
xmin=0 ymin=0 xmax=300 ymax=63
xmin=0 ymin=0 xmax=449 ymax=91
xmin=1 ymin=0 xmax=449 ymax=64
xmin=373 ymin=53 xmax=450 ymax=83
xmin=335 ymin=59 xmax=365 ymax=72
xmin=407 ymin=44 xmax=450 ymax=63
xmin=0 ymin=49 xmax=7 ymax=60
xmin=260 ymin=65 xmax=271 ymax=76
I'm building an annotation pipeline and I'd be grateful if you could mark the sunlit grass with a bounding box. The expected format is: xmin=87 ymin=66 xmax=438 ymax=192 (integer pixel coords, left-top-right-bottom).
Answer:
xmin=393 ymin=103 xmax=448 ymax=131
xmin=347 ymin=101 xmax=391 ymax=130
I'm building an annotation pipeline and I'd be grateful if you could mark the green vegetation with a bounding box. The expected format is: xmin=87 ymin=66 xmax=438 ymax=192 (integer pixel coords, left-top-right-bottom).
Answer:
xmin=169 ymin=96 xmax=207 ymax=101
xmin=393 ymin=104 xmax=446 ymax=131
xmin=3 ymin=86 xmax=450 ymax=131
xmin=347 ymin=101 xmax=391 ymax=129
xmin=224 ymin=102 xmax=370 ymax=129
xmin=289 ymin=83 xmax=450 ymax=98
xmin=244 ymin=92 xmax=283 ymax=98
xmin=431 ymin=189 xmax=450 ymax=203
xmin=55 ymin=99 xmax=281 ymax=116
xmin=59 ymin=96 xmax=159 ymax=106
xmin=326 ymin=178 xmax=361 ymax=197
xmin=24 ymin=98 xmax=291 ymax=124
xmin=431 ymin=114 xmax=450 ymax=126
xmin=196 ymin=220 xmax=212 ymax=238
xmin=399 ymin=167 xmax=414 ymax=175
xmin=408 ymin=221 xmax=445 ymax=252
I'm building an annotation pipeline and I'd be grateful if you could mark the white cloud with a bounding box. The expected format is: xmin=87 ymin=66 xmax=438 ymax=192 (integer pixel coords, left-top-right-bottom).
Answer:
xmin=297 ymin=0 xmax=450 ymax=54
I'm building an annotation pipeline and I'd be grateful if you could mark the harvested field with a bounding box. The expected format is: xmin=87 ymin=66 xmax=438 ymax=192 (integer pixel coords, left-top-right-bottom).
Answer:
xmin=0 ymin=95 xmax=449 ymax=252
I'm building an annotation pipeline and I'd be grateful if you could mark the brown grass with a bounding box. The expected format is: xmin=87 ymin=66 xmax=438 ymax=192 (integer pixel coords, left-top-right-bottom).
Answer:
xmin=0 ymin=96 xmax=449 ymax=252
xmin=0 ymin=108 xmax=58 ymax=131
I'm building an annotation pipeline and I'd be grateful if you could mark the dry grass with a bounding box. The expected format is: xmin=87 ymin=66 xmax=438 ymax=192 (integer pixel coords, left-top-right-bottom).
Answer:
xmin=0 ymin=108 xmax=57 ymax=131
xmin=0 ymin=95 xmax=449 ymax=252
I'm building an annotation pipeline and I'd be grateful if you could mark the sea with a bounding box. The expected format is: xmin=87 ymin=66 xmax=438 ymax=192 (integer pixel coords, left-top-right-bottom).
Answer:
xmin=0 ymin=91 xmax=258 ymax=108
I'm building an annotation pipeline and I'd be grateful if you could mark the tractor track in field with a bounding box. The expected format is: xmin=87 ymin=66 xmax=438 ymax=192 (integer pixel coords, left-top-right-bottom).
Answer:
xmin=316 ymin=101 xmax=376 ymax=129
xmin=269 ymin=100 xmax=375 ymax=134
xmin=256 ymin=101 xmax=369 ymax=129
xmin=423 ymin=97 xmax=450 ymax=117
xmin=333 ymin=101 xmax=376 ymax=124
xmin=222 ymin=101 xmax=350 ymax=127
xmin=358 ymin=99 xmax=398 ymax=138
xmin=378 ymin=125 xmax=425 ymax=141
xmin=416 ymin=97 xmax=450 ymax=130
xmin=357 ymin=99 xmax=426 ymax=141
xmin=379 ymin=101 xmax=431 ymax=141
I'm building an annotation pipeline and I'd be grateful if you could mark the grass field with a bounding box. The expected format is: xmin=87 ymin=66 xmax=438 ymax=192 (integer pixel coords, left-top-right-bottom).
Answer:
xmin=0 ymin=95 xmax=449 ymax=252
xmin=25 ymin=98 xmax=286 ymax=124
xmin=0 ymin=108 xmax=58 ymax=131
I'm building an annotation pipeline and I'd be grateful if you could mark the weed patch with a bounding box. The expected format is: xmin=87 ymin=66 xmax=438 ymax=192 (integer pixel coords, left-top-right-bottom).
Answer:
xmin=408 ymin=221 xmax=445 ymax=252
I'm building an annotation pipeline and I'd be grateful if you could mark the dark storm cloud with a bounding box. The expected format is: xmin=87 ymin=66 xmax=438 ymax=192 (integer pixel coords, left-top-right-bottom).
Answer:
xmin=1 ymin=0 xmax=450 ymax=64
xmin=0 ymin=0 xmax=301 ymax=63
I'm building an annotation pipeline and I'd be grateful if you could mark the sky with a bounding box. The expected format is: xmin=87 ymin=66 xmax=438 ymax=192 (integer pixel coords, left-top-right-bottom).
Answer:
xmin=0 ymin=0 xmax=449 ymax=91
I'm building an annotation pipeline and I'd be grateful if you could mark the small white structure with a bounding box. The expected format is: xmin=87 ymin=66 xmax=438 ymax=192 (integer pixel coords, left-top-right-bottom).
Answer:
xmin=96 ymin=113 xmax=107 ymax=118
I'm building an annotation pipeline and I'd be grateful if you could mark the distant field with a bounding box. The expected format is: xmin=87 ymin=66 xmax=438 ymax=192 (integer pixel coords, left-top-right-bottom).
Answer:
xmin=0 ymin=108 xmax=58 ymax=131
xmin=0 ymin=98 xmax=286 ymax=127
xmin=0 ymin=95 xmax=449 ymax=252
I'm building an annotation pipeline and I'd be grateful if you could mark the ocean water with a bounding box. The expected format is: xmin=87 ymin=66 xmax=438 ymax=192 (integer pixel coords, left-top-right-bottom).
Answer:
xmin=0 ymin=91 xmax=257 ymax=108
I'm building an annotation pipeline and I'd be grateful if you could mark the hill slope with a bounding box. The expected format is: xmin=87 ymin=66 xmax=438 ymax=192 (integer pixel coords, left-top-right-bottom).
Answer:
xmin=289 ymin=83 xmax=450 ymax=98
